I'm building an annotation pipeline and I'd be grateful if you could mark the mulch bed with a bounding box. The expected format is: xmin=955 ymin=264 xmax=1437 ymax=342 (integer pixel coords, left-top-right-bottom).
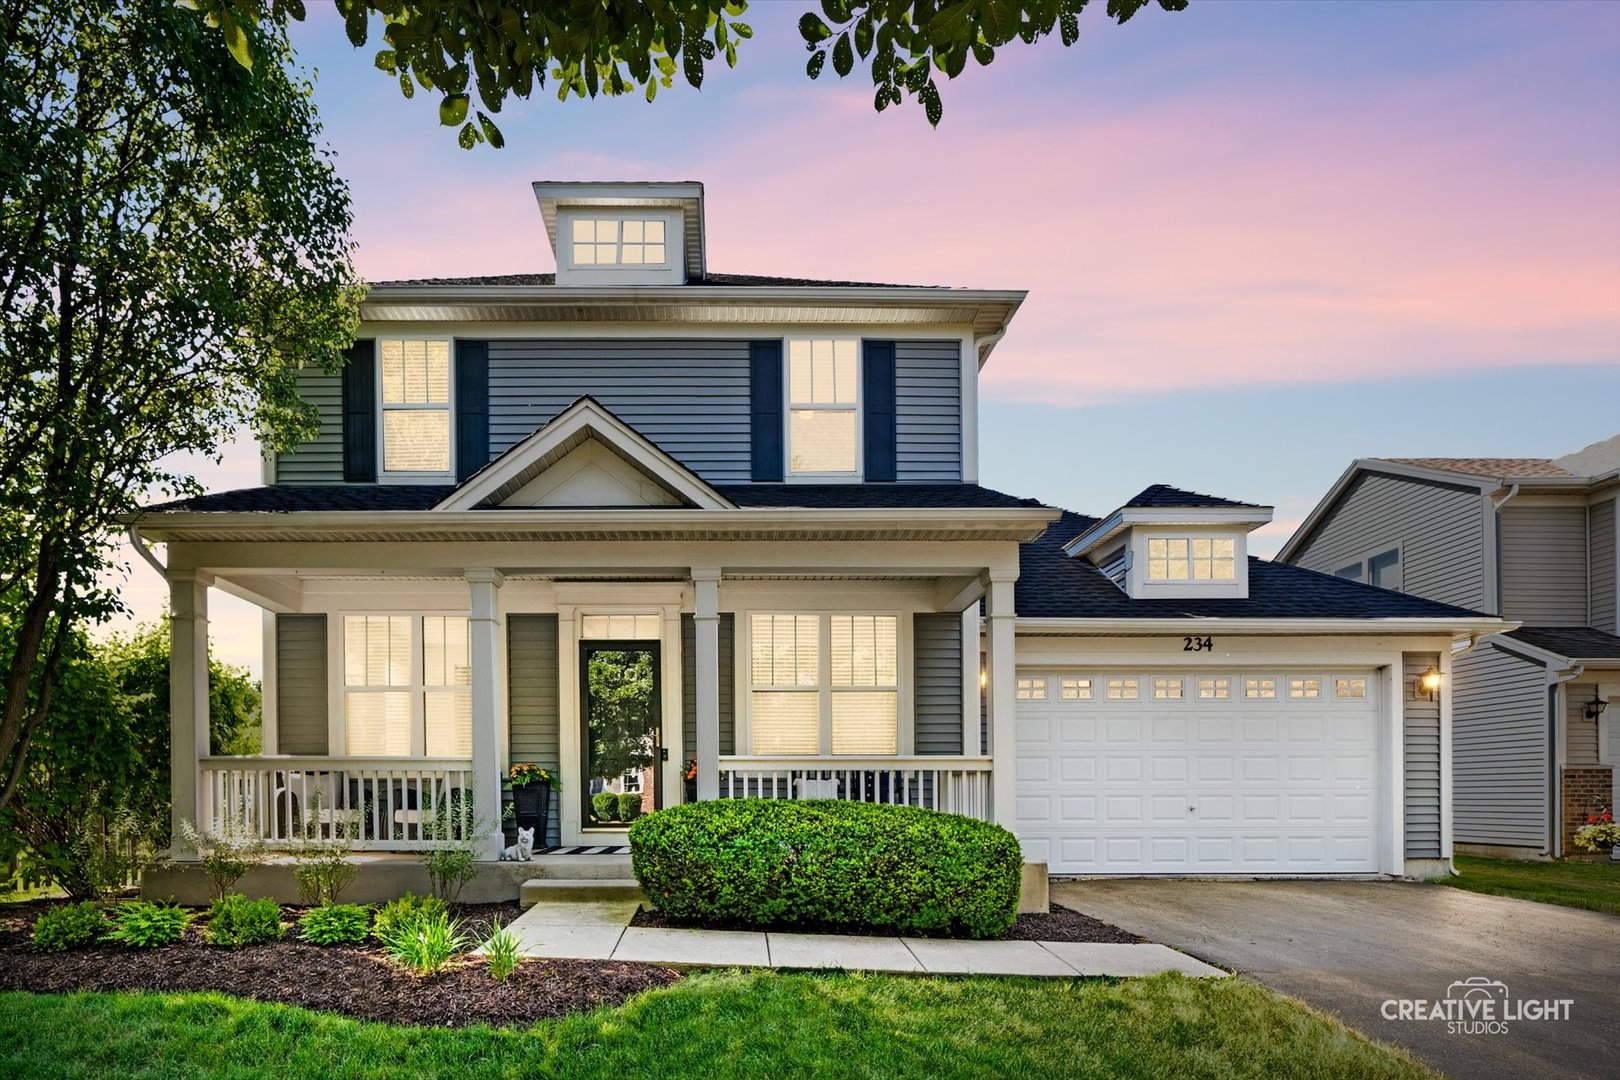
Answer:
xmin=630 ymin=902 xmax=1143 ymax=944
xmin=0 ymin=899 xmax=680 ymax=1029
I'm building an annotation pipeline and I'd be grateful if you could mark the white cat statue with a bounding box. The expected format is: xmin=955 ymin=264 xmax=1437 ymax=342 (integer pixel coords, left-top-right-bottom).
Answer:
xmin=501 ymin=826 xmax=535 ymax=862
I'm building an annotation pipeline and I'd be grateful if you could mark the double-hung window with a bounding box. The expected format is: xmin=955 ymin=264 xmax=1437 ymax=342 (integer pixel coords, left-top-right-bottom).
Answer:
xmin=787 ymin=337 xmax=860 ymax=477
xmin=379 ymin=339 xmax=452 ymax=476
xmin=343 ymin=615 xmax=471 ymax=757
xmin=1334 ymin=548 xmax=1402 ymax=591
xmin=749 ymin=613 xmax=899 ymax=755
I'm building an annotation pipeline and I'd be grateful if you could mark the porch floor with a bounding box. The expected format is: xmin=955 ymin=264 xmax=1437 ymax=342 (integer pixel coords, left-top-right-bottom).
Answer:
xmin=499 ymin=896 xmax=1226 ymax=979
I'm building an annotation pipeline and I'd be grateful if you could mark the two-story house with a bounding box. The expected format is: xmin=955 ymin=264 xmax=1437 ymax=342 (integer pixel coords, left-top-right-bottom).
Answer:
xmin=133 ymin=182 xmax=1504 ymax=903
xmin=1281 ymin=439 xmax=1620 ymax=858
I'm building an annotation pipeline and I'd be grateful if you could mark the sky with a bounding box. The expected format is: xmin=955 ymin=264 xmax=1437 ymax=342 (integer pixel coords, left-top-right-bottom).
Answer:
xmin=104 ymin=0 xmax=1620 ymax=675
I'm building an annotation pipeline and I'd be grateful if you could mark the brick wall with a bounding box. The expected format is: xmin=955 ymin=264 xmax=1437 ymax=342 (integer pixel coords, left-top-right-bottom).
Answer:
xmin=1562 ymin=766 xmax=1615 ymax=854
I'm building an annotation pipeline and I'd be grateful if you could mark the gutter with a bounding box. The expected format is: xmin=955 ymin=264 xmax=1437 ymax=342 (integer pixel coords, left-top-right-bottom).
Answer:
xmin=1547 ymin=663 xmax=1586 ymax=859
xmin=126 ymin=524 xmax=167 ymax=576
xmin=1015 ymin=616 xmax=1515 ymax=636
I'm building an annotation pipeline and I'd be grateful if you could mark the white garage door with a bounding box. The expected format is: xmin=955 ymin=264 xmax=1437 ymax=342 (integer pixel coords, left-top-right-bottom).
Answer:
xmin=1015 ymin=671 xmax=1381 ymax=875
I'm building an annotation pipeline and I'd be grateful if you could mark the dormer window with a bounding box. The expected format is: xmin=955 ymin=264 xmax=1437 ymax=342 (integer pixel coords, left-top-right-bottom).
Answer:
xmin=1147 ymin=537 xmax=1237 ymax=581
xmin=379 ymin=338 xmax=453 ymax=477
xmin=787 ymin=337 xmax=861 ymax=478
xmin=571 ymin=218 xmax=668 ymax=266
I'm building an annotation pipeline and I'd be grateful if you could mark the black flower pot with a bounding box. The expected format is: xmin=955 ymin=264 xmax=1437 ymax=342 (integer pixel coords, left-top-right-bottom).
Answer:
xmin=511 ymin=779 xmax=551 ymax=845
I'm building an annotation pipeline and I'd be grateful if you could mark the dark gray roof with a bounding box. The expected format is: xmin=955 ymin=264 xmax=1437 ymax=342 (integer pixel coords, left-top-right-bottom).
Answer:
xmin=1123 ymin=484 xmax=1265 ymax=509
xmin=368 ymin=272 xmax=939 ymax=290
xmin=1506 ymin=626 xmax=1620 ymax=661
xmin=143 ymin=483 xmax=1045 ymax=514
xmin=1017 ymin=511 xmax=1490 ymax=620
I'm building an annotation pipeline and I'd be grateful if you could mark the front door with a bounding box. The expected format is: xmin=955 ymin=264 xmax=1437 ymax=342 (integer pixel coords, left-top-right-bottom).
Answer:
xmin=579 ymin=641 xmax=662 ymax=829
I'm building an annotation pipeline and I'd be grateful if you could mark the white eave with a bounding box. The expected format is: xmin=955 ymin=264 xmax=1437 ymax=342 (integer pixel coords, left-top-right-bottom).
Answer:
xmin=129 ymin=506 xmax=1062 ymax=545
xmin=1016 ymin=616 xmax=1518 ymax=637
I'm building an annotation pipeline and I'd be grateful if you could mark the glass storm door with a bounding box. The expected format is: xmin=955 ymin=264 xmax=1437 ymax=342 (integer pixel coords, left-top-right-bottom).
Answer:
xmin=579 ymin=642 xmax=661 ymax=828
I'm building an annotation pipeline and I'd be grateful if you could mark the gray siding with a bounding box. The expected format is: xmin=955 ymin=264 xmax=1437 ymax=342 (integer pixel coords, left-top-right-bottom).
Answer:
xmin=1567 ymin=684 xmax=1601 ymax=765
xmin=1403 ymin=653 xmax=1442 ymax=859
xmin=507 ymin=615 xmax=561 ymax=846
xmin=894 ymin=341 xmax=962 ymax=482
xmin=1290 ymin=472 xmax=1486 ymax=610
xmin=1453 ymin=643 xmax=1548 ymax=849
xmin=489 ymin=340 xmax=752 ymax=482
xmin=275 ymin=615 xmax=328 ymax=755
xmin=1590 ymin=499 xmax=1616 ymax=633
xmin=273 ymin=369 xmax=344 ymax=483
xmin=914 ymin=614 xmax=964 ymax=754
xmin=680 ymin=614 xmax=735 ymax=758
xmin=1500 ymin=505 xmax=1588 ymax=625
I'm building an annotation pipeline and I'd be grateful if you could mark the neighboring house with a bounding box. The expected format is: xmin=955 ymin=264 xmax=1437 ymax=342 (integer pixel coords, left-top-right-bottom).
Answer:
xmin=1280 ymin=439 xmax=1620 ymax=858
xmin=132 ymin=182 xmax=1503 ymax=891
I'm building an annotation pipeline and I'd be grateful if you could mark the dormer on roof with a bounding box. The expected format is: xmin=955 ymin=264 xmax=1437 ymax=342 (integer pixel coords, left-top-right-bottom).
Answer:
xmin=1064 ymin=485 xmax=1274 ymax=600
xmin=533 ymin=181 xmax=704 ymax=287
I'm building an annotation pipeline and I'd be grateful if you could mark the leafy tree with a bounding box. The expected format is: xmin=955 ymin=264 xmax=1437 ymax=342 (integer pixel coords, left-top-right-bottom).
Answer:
xmin=0 ymin=0 xmax=362 ymax=812
xmin=194 ymin=0 xmax=1187 ymax=147
xmin=586 ymin=650 xmax=657 ymax=784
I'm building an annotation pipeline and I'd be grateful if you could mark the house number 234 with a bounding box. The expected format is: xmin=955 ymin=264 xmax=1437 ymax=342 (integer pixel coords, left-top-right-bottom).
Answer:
xmin=1182 ymin=636 xmax=1214 ymax=652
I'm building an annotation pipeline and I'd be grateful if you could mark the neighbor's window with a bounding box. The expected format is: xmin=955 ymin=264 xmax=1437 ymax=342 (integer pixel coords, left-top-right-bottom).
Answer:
xmin=749 ymin=613 xmax=898 ymax=755
xmin=344 ymin=615 xmax=470 ymax=757
xmin=571 ymin=218 xmax=667 ymax=265
xmin=1367 ymin=549 xmax=1402 ymax=590
xmin=787 ymin=337 xmax=860 ymax=476
xmin=1146 ymin=537 xmax=1236 ymax=581
xmin=380 ymin=339 xmax=452 ymax=475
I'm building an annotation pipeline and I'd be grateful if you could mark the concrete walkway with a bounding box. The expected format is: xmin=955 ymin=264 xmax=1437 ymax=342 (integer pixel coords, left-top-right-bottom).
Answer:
xmin=504 ymin=899 xmax=1225 ymax=979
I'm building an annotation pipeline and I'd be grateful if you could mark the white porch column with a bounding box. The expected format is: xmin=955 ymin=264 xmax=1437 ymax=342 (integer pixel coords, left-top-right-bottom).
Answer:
xmin=692 ymin=568 xmax=722 ymax=801
xmin=985 ymin=572 xmax=1018 ymax=828
xmin=168 ymin=571 xmax=212 ymax=858
xmin=466 ymin=569 xmax=505 ymax=859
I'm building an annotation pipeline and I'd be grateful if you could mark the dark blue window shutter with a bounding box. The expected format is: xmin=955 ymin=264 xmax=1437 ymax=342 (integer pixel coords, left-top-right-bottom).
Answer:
xmin=341 ymin=340 xmax=376 ymax=482
xmin=750 ymin=340 xmax=784 ymax=482
xmin=863 ymin=340 xmax=897 ymax=482
xmin=455 ymin=339 xmax=489 ymax=481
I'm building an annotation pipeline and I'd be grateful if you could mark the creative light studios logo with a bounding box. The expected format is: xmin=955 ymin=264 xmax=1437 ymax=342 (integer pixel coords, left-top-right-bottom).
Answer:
xmin=1381 ymin=977 xmax=1575 ymax=1036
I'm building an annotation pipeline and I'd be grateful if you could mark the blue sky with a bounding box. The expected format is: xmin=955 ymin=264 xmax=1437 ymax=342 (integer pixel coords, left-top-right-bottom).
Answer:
xmin=112 ymin=1 xmax=1620 ymax=671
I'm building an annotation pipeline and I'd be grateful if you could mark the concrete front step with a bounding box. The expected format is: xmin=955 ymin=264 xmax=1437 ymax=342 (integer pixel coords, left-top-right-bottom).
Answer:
xmin=522 ymin=853 xmax=635 ymax=880
xmin=520 ymin=878 xmax=644 ymax=907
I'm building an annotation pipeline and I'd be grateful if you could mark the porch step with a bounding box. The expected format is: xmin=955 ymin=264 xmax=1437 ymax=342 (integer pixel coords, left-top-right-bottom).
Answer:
xmin=524 ymin=853 xmax=635 ymax=880
xmin=520 ymin=878 xmax=644 ymax=907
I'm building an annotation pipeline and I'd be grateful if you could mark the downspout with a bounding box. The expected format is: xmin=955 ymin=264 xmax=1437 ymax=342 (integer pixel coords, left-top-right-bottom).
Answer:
xmin=1451 ymin=633 xmax=1482 ymax=658
xmin=972 ymin=328 xmax=1006 ymax=365
xmin=127 ymin=523 xmax=167 ymax=576
xmin=1548 ymin=663 xmax=1586 ymax=857
xmin=1488 ymin=483 xmax=1519 ymax=616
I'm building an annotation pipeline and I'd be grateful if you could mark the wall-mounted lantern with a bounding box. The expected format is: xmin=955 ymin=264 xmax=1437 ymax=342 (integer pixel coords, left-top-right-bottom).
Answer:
xmin=1416 ymin=665 xmax=1443 ymax=701
xmin=1585 ymin=691 xmax=1610 ymax=721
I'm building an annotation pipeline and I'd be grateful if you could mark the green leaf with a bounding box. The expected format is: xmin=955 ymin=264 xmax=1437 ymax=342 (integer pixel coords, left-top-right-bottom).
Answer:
xmin=971 ymin=40 xmax=995 ymax=66
xmin=732 ymin=21 xmax=754 ymax=39
xmin=1060 ymin=12 xmax=1081 ymax=45
xmin=374 ymin=49 xmax=397 ymax=74
xmin=439 ymin=93 xmax=469 ymax=127
xmin=398 ymin=71 xmax=414 ymax=99
xmin=457 ymin=121 xmax=479 ymax=150
xmin=806 ymin=50 xmax=826 ymax=79
xmin=220 ymin=11 xmax=252 ymax=71
xmin=477 ymin=111 xmax=505 ymax=150
xmin=854 ymin=17 xmax=873 ymax=59
xmin=920 ymin=81 xmax=942 ymax=127
xmin=798 ymin=13 xmax=832 ymax=44
xmin=832 ymin=34 xmax=853 ymax=77
xmin=645 ymin=77 xmax=658 ymax=102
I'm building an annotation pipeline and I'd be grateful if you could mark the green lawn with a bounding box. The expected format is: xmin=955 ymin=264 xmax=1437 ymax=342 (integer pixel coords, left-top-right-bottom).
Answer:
xmin=0 ymin=971 xmax=1431 ymax=1079
xmin=1441 ymin=854 xmax=1620 ymax=916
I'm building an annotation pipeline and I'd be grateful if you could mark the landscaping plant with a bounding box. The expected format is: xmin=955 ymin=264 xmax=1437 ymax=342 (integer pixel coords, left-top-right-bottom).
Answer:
xmin=109 ymin=901 xmax=192 ymax=948
xmin=617 ymin=792 xmax=643 ymax=822
xmin=630 ymin=800 xmax=1024 ymax=938
xmin=204 ymin=894 xmax=283 ymax=948
xmin=298 ymin=903 xmax=372 ymax=946
xmin=177 ymin=815 xmax=269 ymax=900
xmin=591 ymin=792 xmax=620 ymax=823
xmin=481 ymin=920 xmax=521 ymax=983
xmin=31 ymin=902 xmax=109 ymax=951
xmin=377 ymin=908 xmax=469 ymax=975
xmin=372 ymin=893 xmax=448 ymax=942
xmin=1573 ymin=809 xmax=1620 ymax=853
xmin=421 ymin=797 xmax=494 ymax=904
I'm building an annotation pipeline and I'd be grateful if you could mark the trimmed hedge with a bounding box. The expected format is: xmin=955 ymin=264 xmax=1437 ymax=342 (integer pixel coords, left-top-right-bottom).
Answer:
xmin=629 ymin=800 xmax=1023 ymax=938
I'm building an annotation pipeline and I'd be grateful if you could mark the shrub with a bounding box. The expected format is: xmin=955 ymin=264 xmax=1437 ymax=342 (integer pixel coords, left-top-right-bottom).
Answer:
xmin=372 ymin=893 xmax=448 ymax=942
xmin=298 ymin=903 xmax=372 ymax=946
xmin=591 ymin=792 xmax=619 ymax=823
xmin=630 ymin=800 xmax=1024 ymax=939
xmin=205 ymin=894 xmax=283 ymax=948
xmin=109 ymin=900 xmax=191 ymax=948
xmin=481 ymin=920 xmax=520 ymax=983
xmin=178 ymin=816 xmax=269 ymax=900
xmin=291 ymin=841 xmax=358 ymax=907
xmin=377 ymin=908 xmax=468 ymax=975
xmin=31 ymin=902 xmax=109 ymax=951
xmin=617 ymin=792 xmax=643 ymax=822
xmin=421 ymin=797 xmax=494 ymax=904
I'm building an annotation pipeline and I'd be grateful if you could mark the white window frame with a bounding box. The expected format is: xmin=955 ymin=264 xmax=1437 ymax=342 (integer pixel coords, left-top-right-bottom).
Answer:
xmin=335 ymin=613 xmax=472 ymax=759
xmin=783 ymin=336 xmax=864 ymax=482
xmin=743 ymin=611 xmax=909 ymax=756
xmin=376 ymin=336 xmax=456 ymax=482
xmin=564 ymin=215 xmax=676 ymax=271
xmin=1144 ymin=535 xmax=1238 ymax=582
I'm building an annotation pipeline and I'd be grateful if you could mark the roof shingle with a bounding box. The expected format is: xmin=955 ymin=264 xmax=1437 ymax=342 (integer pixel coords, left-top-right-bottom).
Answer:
xmin=1506 ymin=626 xmax=1620 ymax=661
xmin=1378 ymin=457 xmax=1572 ymax=479
xmin=1123 ymin=484 xmax=1265 ymax=509
xmin=368 ymin=271 xmax=942 ymax=290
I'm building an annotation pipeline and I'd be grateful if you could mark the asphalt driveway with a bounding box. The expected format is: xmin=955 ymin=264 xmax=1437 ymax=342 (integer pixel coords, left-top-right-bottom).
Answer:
xmin=1051 ymin=879 xmax=1618 ymax=1080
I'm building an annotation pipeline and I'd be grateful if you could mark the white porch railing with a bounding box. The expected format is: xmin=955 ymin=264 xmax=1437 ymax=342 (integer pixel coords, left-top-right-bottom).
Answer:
xmin=198 ymin=756 xmax=475 ymax=851
xmin=716 ymin=756 xmax=993 ymax=821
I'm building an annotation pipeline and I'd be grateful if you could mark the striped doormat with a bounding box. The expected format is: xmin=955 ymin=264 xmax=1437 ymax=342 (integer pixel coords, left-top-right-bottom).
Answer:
xmin=535 ymin=845 xmax=629 ymax=855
